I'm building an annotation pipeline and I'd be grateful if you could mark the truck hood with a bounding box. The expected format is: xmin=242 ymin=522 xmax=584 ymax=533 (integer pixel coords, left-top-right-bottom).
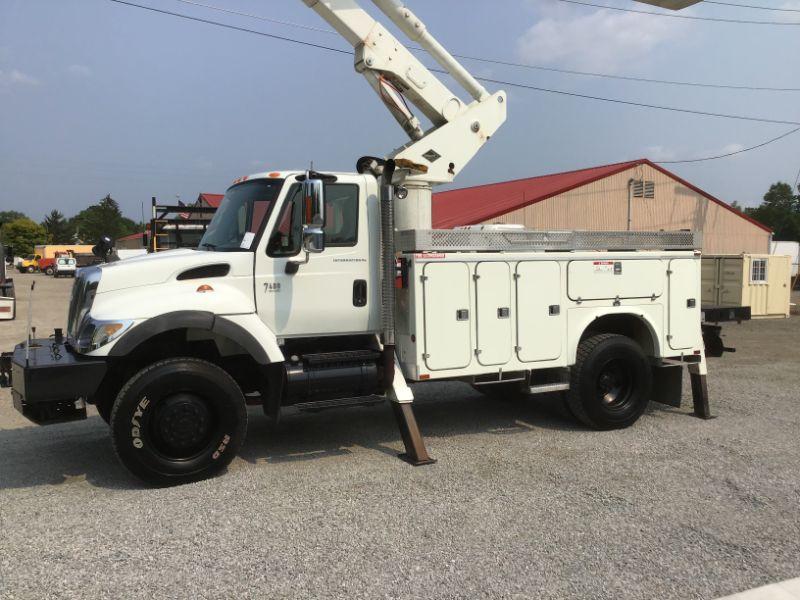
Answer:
xmin=96 ymin=249 xmax=254 ymax=293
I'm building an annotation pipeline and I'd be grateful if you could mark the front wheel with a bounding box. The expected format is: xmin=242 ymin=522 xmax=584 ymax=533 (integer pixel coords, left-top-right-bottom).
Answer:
xmin=110 ymin=358 xmax=248 ymax=486
xmin=567 ymin=334 xmax=652 ymax=430
xmin=27 ymin=266 xmax=35 ymax=273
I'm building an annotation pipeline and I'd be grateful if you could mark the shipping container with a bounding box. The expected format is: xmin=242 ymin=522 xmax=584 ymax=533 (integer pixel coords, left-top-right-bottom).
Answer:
xmin=701 ymin=254 xmax=791 ymax=319
xmin=770 ymin=241 xmax=799 ymax=278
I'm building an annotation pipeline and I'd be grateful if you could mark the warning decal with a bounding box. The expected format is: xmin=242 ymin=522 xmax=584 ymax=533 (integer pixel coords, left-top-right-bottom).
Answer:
xmin=593 ymin=260 xmax=614 ymax=274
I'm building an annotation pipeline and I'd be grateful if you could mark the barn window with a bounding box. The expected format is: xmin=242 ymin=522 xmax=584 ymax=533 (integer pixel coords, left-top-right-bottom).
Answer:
xmin=632 ymin=180 xmax=655 ymax=199
xmin=750 ymin=258 xmax=768 ymax=283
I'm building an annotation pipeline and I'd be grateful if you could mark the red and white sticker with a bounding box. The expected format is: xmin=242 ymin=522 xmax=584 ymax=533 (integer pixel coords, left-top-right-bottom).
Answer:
xmin=414 ymin=252 xmax=446 ymax=259
xmin=593 ymin=260 xmax=614 ymax=273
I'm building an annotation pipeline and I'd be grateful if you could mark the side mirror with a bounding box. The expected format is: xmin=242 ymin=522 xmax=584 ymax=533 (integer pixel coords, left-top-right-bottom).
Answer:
xmin=300 ymin=177 xmax=325 ymax=254
xmin=302 ymin=224 xmax=325 ymax=254
xmin=301 ymin=178 xmax=326 ymax=227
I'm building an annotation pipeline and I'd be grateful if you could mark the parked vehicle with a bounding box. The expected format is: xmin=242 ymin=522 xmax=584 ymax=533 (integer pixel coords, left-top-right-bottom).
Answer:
xmin=0 ymin=231 xmax=14 ymax=320
xmin=54 ymin=257 xmax=77 ymax=278
xmin=0 ymin=0 xmax=712 ymax=485
xmin=34 ymin=245 xmax=94 ymax=276
xmin=18 ymin=254 xmax=41 ymax=273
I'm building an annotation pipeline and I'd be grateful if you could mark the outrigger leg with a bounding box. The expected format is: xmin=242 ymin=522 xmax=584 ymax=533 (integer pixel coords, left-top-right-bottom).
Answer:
xmin=387 ymin=359 xmax=436 ymax=466
xmin=688 ymin=350 xmax=713 ymax=419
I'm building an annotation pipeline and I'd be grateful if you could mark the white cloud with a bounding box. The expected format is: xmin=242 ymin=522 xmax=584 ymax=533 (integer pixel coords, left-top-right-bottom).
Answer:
xmin=67 ymin=64 xmax=92 ymax=77
xmin=642 ymin=141 xmax=746 ymax=162
xmin=718 ymin=143 xmax=745 ymax=155
xmin=0 ymin=69 xmax=41 ymax=87
xmin=776 ymin=1 xmax=800 ymax=22
xmin=516 ymin=3 xmax=688 ymax=73
xmin=643 ymin=145 xmax=677 ymax=161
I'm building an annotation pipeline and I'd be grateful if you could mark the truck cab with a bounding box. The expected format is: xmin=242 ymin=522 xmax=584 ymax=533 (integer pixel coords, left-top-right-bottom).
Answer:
xmin=19 ymin=254 xmax=41 ymax=273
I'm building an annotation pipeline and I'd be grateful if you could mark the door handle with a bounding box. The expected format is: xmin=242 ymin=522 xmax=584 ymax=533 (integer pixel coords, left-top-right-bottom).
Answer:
xmin=353 ymin=279 xmax=367 ymax=307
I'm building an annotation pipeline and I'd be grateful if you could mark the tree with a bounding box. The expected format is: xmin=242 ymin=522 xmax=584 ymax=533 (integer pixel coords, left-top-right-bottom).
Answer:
xmin=0 ymin=210 xmax=27 ymax=224
xmin=745 ymin=182 xmax=800 ymax=241
xmin=1 ymin=218 xmax=48 ymax=257
xmin=71 ymin=194 xmax=139 ymax=243
xmin=41 ymin=210 xmax=74 ymax=244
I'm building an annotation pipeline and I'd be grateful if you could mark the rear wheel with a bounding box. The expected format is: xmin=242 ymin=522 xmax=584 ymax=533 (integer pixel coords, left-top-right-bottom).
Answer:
xmin=26 ymin=266 xmax=35 ymax=273
xmin=45 ymin=266 xmax=54 ymax=276
xmin=110 ymin=357 xmax=247 ymax=486
xmin=567 ymin=334 xmax=652 ymax=430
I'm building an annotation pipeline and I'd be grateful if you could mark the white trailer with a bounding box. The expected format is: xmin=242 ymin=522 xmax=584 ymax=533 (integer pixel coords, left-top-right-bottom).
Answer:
xmin=0 ymin=0 xmax=713 ymax=485
xmin=0 ymin=227 xmax=15 ymax=321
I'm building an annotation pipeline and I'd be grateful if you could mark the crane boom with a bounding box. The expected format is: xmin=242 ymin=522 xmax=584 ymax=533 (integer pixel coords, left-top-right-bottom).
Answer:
xmin=302 ymin=0 xmax=507 ymax=228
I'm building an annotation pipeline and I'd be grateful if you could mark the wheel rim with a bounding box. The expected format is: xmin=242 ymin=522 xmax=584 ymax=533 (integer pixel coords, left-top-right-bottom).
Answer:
xmin=151 ymin=393 xmax=215 ymax=460
xmin=595 ymin=358 xmax=635 ymax=412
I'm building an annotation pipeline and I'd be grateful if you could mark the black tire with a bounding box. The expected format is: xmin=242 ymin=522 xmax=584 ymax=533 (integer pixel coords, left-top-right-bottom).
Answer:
xmin=27 ymin=266 xmax=35 ymax=273
xmin=110 ymin=357 xmax=247 ymax=486
xmin=567 ymin=334 xmax=652 ymax=430
xmin=45 ymin=267 xmax=54 ymax=276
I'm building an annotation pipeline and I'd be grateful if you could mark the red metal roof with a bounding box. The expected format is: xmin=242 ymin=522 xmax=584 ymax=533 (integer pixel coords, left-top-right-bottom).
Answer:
xmin=431 ymin=158 xmax=771 ymax=233
xmin=117 ymin=232 xmax=144 ymax=241
xmin=198 ymin=193 xmax=224 ymax=208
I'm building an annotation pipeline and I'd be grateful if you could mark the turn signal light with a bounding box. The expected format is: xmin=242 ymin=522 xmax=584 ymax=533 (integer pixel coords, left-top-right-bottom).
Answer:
xmin=197 ymin=285 xmax=214 ymax=293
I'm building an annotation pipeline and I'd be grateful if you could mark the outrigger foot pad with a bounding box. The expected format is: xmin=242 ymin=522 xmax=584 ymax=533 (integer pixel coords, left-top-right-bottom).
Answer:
xmin=391 ymin=402 xmax=436 ymax=466
xmin=690 ymin=372 xmax=714 ymax=420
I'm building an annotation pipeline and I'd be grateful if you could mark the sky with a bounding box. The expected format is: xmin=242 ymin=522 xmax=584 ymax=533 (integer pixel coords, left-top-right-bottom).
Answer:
xmin=1 ymin=0 xmax=799 ymax=222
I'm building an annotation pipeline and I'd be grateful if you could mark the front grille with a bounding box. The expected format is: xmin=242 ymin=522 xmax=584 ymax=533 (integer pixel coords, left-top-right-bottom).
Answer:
xmin=67 ymin=267 xmax=101 ymax=339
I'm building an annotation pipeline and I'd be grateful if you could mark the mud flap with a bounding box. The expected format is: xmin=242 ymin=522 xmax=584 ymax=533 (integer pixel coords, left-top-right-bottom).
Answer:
xmin=651 ymin=362 xmax=683 ymax=408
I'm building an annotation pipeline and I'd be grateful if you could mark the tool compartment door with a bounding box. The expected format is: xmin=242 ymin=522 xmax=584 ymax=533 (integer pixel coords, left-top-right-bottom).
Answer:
xmin=516 ymin=261 xmax=563 ymax=362
xmin=668 ymin=258 xmax=701 ymax=350
xmin=567 ymin=259 xmax=663 ymax=300
xmin=475 ymin=262 xmax=512 ymax=366
xmin=422 ymin=262 xmax=472 ymax=371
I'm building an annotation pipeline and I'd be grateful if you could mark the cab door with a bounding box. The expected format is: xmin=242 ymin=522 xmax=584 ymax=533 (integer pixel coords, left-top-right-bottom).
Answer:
xmin=255 ymin=177 xmax=379 ymax=337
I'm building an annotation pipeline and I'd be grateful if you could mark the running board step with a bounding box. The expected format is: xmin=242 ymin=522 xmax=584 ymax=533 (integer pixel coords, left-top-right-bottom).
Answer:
xmin=525 ymin=382 xmax=570 ymax=395
xmin=294 ymin=395 xmax=385 ymax=412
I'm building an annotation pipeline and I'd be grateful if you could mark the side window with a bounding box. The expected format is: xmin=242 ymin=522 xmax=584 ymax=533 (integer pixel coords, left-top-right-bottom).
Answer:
xmin=324 ymin=184 xmax=359 ymax=247
xmin=267 ymin=182 xmax=359 ymax=256
xmin=267 ymin=184 xmax=302 ymax=257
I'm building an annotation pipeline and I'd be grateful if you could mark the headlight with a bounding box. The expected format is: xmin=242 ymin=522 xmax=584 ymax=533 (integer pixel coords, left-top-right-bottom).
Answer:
xmin=75 ymin=319 xmax=134 ymax=353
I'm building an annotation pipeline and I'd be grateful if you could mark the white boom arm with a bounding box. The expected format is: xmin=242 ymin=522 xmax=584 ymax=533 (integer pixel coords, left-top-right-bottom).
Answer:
xmin=302 ymin=0 xmax=699 ymax=228
xmin=303 ymin=0 xmax=507 ymax=194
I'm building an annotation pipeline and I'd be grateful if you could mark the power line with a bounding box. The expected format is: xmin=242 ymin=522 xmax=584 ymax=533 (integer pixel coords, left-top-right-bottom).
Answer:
xmin=476 ymin=76 xmax=800 ymax=126
xmin=105 ymin=0 xmax=800 ymax=127
xmin=106 ymin=0 xmax=352 ymax=55
xmin=169 ymin=0 xmax=800 ymax=92
xmin=656 ymin=127 xmax=800 ymax=163
xmin=557 ymin=0 xmax=800 ymax=24
xmin=704 ymin=0 xmax=800 ymax=12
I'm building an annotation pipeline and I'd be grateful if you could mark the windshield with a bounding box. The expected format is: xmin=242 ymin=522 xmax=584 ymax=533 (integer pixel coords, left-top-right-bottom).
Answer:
xmin=198 ymin=178 xmax=285 ymax=251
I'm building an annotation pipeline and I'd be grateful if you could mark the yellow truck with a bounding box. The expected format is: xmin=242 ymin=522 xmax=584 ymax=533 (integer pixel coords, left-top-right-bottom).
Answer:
xmin=18 ymin=245 xmax=94 ymax=275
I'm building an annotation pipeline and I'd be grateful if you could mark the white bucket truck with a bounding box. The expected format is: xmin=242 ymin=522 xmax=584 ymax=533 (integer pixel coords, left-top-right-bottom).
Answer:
xmin=1 ymin=0 xmax=716 ymax=485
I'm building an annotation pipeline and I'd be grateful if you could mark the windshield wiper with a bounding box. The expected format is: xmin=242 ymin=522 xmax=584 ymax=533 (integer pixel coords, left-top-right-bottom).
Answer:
xmin=200 ymin=243 xmax=217 ymax=251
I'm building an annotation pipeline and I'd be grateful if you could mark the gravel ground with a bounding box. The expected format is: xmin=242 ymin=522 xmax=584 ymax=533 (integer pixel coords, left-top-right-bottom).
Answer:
xmin=0 ymin=273 xmax=798 ymax=599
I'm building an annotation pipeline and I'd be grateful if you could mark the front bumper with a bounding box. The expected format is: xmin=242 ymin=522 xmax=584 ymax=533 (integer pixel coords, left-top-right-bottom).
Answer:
xmin=0 ymin=338 xmax=107 ymax=425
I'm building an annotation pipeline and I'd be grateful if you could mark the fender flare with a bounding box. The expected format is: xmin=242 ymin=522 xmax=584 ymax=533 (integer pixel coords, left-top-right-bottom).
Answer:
xmin=108 ymin=310 xmax=275 ymax=364
xmin=568 ymin=309 xmax=662 ymax=364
